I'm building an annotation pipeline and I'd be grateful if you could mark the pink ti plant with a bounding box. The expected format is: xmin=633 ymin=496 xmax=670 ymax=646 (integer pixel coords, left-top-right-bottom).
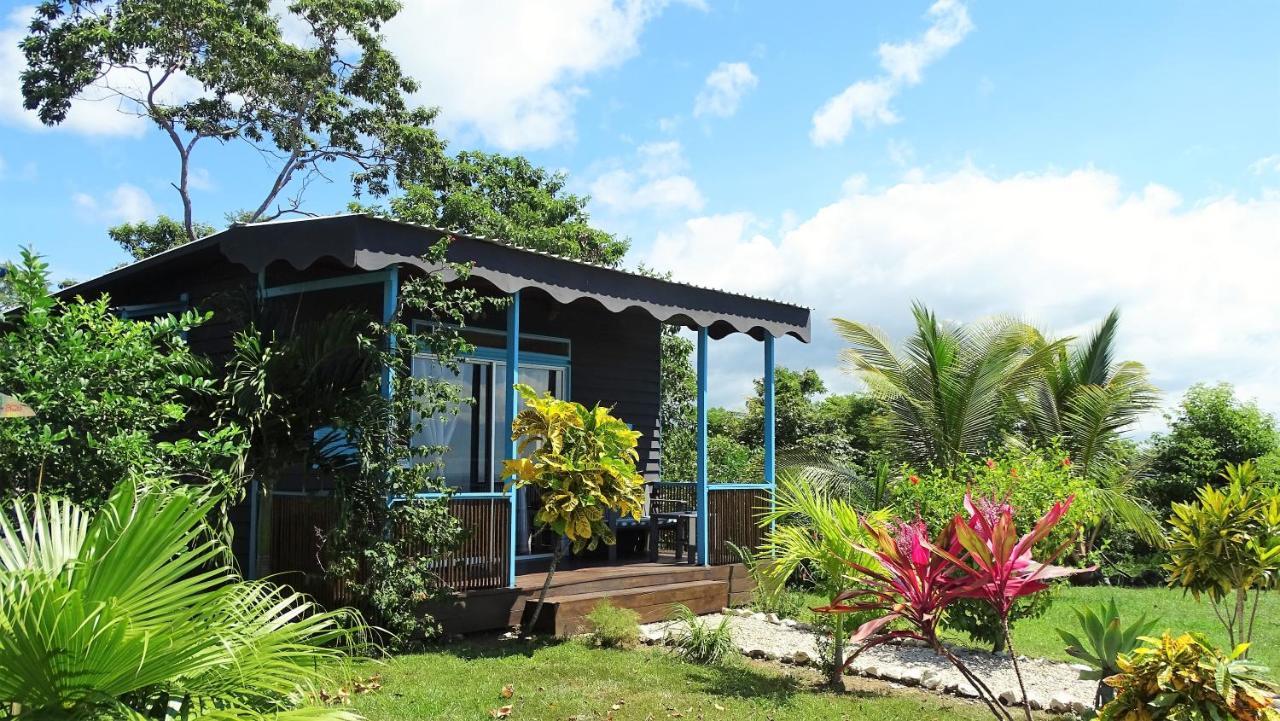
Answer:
xmin=930 ymin=494 xmax=1095 ymax=720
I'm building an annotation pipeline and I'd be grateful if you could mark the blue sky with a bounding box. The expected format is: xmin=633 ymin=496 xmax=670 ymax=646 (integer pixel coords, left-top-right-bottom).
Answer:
xmin=1 ymin=0 xmax=1277 ymax=427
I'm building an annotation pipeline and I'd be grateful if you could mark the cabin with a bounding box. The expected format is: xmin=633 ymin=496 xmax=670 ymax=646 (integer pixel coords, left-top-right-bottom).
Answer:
xmin=60 ymin=214 xmax=812 ymax=635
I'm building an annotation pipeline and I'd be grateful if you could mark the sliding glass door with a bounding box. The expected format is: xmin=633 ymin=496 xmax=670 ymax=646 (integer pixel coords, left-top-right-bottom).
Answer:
xmin=412 ymin=354 xmax=567 ymax=557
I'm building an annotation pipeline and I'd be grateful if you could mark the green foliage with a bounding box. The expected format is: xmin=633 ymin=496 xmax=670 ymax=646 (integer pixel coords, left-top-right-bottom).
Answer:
xmin=584 ymin=599 xmax=642 ymax=649
xmin=667 ymin=604 xmax=736 ymax=666
xmin=1020 ymin=309 xmax=1160 ymax=482
xmin=217 ymin=238 xmax=494 ymax=641
xmin=504 ymin=385 xmax=647 ymax=553
xmin=19 ymin=0 xmax=443 ymax=239
xmin=1146 ymin=383 xmax=1279 ymax=510
xmin=835 ymin=302 xmax=1066 ymax=471
xmin=1100 ymin=632 xmax=1280 ymax=721
xmin=385 ymin=150 xmax=628 ymax=265
xmin=0 ymin=248 xmax=244 ymax=506
xmin=946 ymin=595 xmax=1055 ymax=655
xmin=1164 ymin=464 xmax=1280 ymax=650
xmin=1057 ymin=598 xmax=1161 ymax=708
xmin=109 ymin=215 xmax=218 ymax=260
xmin=0 ymin=480 xmax=364 ymax=720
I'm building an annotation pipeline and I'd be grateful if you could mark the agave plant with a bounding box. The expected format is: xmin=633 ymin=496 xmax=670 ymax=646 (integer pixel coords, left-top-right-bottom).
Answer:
xmin=1056 ymin=599 xmax=1160 ymax=708
xmin=0 ymin=480 xmax=364 ymax=720
xmin=931 ymin=494 xmax=1094 ymax=721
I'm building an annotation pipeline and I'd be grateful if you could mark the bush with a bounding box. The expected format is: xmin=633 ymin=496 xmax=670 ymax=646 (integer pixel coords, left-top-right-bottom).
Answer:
xmin=585 ymin=599 xmax=641 ymax=648
xmin=1100 ymin=632 xmax=1279 ymax=721
xmin=667 ymin=604 xmax=736 ymax=665
xmin=945 ymin=594 xmax=1054 ymax=654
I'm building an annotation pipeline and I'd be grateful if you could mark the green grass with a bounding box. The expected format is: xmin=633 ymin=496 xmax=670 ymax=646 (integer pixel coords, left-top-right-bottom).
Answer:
xmin=796 ymin=586 xmax=1280 ymax=669
xmin=343 ymin=640 xmax=996 ymax=721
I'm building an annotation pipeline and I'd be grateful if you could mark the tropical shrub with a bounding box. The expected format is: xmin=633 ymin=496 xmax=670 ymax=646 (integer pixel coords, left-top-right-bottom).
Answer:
xmin=0 ymin=248 xmax=244 ymax=505
xmin=667 ymin=604 xmax=736 ymax=665
xmin=1100 ymin=632 xmax=1280 ymax=721
xmin=756 ymin=471 xmax=888 ymax=687
xmin=504 ymin=384 xmax=647 ymax=631
xmin=945 ymin=594 xmax=1055 ymax=655
xmin=0 ymin=480 xmax=363 ymax=720
xmin=1056 ymin=598 xmax=1161 ymax=708
xmin=1164 ymin=464 xmax=1280 ymax=652
xmin=934 ymin=494 xmax=1093 ymax=720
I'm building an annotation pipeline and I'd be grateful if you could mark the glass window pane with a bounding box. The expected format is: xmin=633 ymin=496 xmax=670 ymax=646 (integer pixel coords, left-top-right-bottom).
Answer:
xmin=412 ymin=357 xmax=488 ymax=492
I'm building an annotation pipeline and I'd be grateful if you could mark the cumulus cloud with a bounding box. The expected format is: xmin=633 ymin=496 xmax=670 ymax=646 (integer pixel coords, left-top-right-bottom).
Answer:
xmin=1250 ymin=154 xmax=1280 ymax=175
xmin=693 ymin=61 xmax=758 ymax=118
xmin=73 ymin=184 xmax=157 ymax=224
xmin=590 ymin=140 xmax=705 ymax=212
xmin=645 ymin=167 xmax=1280 ymax=426
xmin=811 ymin=0 xmax=972 ymax=146
xmin=382 ymin=0 xmax=700 ymax=150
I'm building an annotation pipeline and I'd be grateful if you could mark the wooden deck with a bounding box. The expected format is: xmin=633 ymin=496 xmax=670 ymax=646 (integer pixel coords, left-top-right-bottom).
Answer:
xmin=426 ymin=560 xmax=756 ymax=637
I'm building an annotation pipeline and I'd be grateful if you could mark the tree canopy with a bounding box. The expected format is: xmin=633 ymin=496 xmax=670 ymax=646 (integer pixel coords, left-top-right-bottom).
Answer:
xmin=20 ymin=0 xmax=443 ymax=240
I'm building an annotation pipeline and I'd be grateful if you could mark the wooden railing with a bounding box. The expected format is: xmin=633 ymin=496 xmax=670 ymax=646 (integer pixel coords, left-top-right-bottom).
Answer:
xmin=270 ymin=493 xmax=512 ymax=606
xmin=707 ymin=487 xmax=771 ymax=565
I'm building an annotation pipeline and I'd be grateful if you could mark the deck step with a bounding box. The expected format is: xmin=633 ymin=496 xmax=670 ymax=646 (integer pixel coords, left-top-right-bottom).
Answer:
xmin=520 ymin=579 xmax=728 ymax=636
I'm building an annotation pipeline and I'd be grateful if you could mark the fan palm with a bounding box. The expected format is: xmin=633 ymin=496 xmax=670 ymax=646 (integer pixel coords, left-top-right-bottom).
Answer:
xmin=0 ymin=480 xmax=363 ymax=720
xmin=834 ymin=302 xmax=1066 ymax=472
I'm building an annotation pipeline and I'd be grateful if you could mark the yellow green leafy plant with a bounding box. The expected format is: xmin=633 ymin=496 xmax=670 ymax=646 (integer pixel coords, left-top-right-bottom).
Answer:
xmin=503 ymin=384 xmax=647 ymax=633
xmin=1101 ymin=632 xmax=1279 ymax=721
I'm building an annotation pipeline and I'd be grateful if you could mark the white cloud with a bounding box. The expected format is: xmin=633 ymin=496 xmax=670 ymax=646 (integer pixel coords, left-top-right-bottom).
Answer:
xmin=590 ymin=140 xmax=705 ymax=212
xmin=73 ymin=184 xmax=157 ymax=224
xmin=645 ymin=167 xmax=1280 ymax=425
xmin=1249 ymin=154 xmax=1280 ymax=175
xmin=693 ymin=61 xmax=758 ymax=118
xmin=811 ymin=0 xmax=972 ymax=146
xmin=886 ymin=138 xmax=915 ymax=167
xmin=187 ymin=167 xmax=215 ymax=191
xmin=382 ymin=0 xmax=700 ymax=150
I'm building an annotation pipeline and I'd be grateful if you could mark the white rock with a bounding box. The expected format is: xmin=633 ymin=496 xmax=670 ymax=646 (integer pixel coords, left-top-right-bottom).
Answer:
xmin=781 ymin=619 xmax=797 ymax=628
xmin=791 ymin=650 xmax=812 ymax=666
xmin=1049 ymin=693 xmax=1075 ymax=712
xmin=750 ymin=612 xmax=767 ymax=622
xmin=1025 ymin=694 xmax=1048 ymax=711
xmin=721 ymin=607 xmax=734 ymax=615
xmin=998 ymin=689 xmax=1021 ymax=706
xmin=1070 ymin=663 xmax=1092 ymax=673
xmin=897 ymin=668 xmax=925 ymax=686
xmin=766 ymin=613 xmax=782 ymax=624
xmin=862 ymin=664 xmax=881 ymax=677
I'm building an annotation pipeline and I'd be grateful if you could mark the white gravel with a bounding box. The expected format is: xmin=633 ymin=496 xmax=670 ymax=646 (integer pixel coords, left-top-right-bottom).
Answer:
xmin=642 ymin=611 xmax=1096 ymax=713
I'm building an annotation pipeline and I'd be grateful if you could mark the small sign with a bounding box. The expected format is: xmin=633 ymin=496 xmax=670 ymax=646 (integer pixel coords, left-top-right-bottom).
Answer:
xmin=0 ymin=394 xmax=34 ymax=418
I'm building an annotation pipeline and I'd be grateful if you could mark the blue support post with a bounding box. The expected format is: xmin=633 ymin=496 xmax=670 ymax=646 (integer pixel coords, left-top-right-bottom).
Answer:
xmin=381 ymin=267 xmax=399 ymax=399
xmin=505 ymin=291 xmax=521 ymax=587
xmin=696 ymin=327 xmax=709 ymax=566
xmin=763 ymin=334 xmax=777 ymax=541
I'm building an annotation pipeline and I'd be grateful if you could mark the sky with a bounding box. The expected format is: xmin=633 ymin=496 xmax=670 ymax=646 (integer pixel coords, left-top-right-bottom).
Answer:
xmin=0 ymin=0 xmax=1278 ymax=433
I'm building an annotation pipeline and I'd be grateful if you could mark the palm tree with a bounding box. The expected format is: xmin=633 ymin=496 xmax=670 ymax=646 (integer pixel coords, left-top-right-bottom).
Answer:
xmin=1021 ymin=309 xmax=1164 ymax=549
xmin=0 ymin=480 xmax=363 ymax=720
xmin=1022 ymin=309 xmax=1160 ymax=480
xmin=834 ymin=302 xmax=1065 ymax=472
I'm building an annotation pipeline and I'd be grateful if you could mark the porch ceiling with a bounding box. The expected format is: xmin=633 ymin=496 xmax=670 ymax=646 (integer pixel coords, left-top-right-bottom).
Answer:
xmin=65 ymin=213 xmax=812 ymax=342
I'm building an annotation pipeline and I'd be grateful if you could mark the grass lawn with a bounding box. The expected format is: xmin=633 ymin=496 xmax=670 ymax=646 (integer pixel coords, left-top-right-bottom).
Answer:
xmin=799 ymin=586 xmax=1280 ymax=669
xmin=344 ymin=640 xmax=999 ymax=721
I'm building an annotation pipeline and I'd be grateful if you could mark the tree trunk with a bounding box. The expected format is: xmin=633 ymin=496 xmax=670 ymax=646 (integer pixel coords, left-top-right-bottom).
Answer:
xmin=1002 ymin=619 xmax=1033 ymax=721
xmin=1233 ymin=586 xmax=1247 ymax=655
xmin=254 ymin=481 xmax=273 ymax=578
xmin=525 ymin=541 xmax=565 ymax=635
xmin=827 ymin=616 xmax=846 ymax=689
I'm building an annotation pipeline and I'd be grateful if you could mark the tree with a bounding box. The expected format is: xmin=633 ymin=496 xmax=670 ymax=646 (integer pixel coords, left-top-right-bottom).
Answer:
xmin=384 ymin=151 xmax=629 ymax=265
xmin=0 ymin=479 xmax=363 ymax=720
xmin=20 ymin=0 xmax=443 ymax=240
xmin=1145 ymin=383 xmax=1278 ymax=510
xmin=1022 ymin=309 xmax=1160 ymax=481
xmin=0 ymin=248 xmax=243 ymax=506
xmin=109 ymin=215 xmax=217 ymax=261
xmin=503 ymin=385 xmax=647 ymax=633
xmin=835 ymin=302 xmax=1064 ymax=471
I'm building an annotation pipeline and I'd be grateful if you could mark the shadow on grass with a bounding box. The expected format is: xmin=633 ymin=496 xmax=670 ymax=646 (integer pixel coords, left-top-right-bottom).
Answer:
xmin=418 ymin=635 xmax=566 ymax=662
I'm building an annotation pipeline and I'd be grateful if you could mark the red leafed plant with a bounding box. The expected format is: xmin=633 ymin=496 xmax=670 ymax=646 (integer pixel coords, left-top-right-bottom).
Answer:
xmin=816 ymin=494 xmax=1090 ymax=721
xmin=932 ymin=494 xmax=1095 ymax=720
xmin=817 ymin=517 xmax=1012 ymax=720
